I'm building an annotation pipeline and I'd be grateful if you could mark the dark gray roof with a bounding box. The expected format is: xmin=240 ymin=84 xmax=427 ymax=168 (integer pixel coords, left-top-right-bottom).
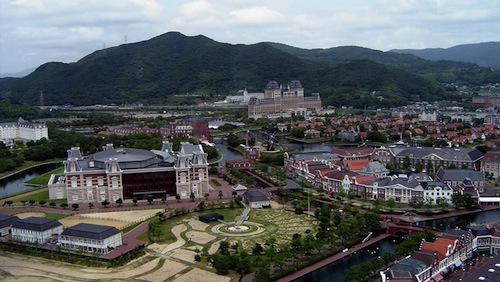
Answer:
xmin=436 ymin=169 xmax=484 ymax=182
xmin=12 ymin=217 xmax=62 ymax=231
xmin=421 ymin=181 xmax=452 ymax=190
xmin=289 ymin=80 xmax=303 ymax=89
xmin=389 ymin=257 xmax=429 ymax=279
xmin=0 ymin=214 xmax=20 ymax=228
xmin=265 ymin=81 xmax=280 ymax=89
xmin=243 ymin=190 xmax=269 ymax=202
xmin=92 ymin=147 xmax=156 ymax=163
xmin=372 ymin=176 xmax=420 ymax=188
xmin=392 ymin=146 xmax=483 ymax=162
xmin=180 ymin=143 xmax=203 ymax=155
xmin=61 ymin=223 xmax=120 ymax=240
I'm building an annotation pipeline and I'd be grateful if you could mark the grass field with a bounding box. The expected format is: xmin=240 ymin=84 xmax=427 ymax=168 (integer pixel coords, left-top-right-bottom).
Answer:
xmin=14 ymin=190 xmax=66 ymax=205
xmin=24 ymin=166 xmax=64 ymax=186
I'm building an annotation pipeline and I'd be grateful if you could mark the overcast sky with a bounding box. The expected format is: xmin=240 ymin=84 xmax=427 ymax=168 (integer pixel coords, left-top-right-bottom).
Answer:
xmin=1 ymin=0 xmax=499 ymax=75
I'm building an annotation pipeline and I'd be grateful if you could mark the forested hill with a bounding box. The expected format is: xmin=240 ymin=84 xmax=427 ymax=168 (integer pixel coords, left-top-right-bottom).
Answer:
xmin=267 ymin=42 xmax=500 ymax=85
xmin=0 ymin=32 xmax=464 ymax=108
xmin=391 ymin=42 xmax=500 ymax=70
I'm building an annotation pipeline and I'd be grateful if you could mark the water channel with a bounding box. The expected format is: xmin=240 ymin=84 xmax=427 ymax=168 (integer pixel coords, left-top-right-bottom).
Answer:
xmin=0 ymin=163 xmax=60 ymax=197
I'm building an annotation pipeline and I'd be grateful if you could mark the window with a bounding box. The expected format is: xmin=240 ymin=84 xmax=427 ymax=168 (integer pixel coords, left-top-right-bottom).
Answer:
xmin=72 ymin=195 xmax=78 ymax=201
xmin=71 ymin=177 xmax=78 ymax=188
xmin=98 ymin=176 xmax=104 ymax=186
xmin=86 ymin=177 xmax=92 ymax=187
xmin=198 ymin=169 xmax=205 ymax=180
xmin=111 ymin=177 xmax=118 ymax=188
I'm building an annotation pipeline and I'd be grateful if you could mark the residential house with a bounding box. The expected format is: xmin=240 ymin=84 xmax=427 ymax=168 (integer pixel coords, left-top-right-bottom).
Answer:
xmin=421 ymin=181 xmax=453 ymax=204
xmin=481 ymin=148 xmax=500 ymax=179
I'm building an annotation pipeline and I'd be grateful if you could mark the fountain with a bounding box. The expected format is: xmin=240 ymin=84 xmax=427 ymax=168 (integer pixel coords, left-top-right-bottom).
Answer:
xmin=227 ymin=225 xmax=249 ymax=232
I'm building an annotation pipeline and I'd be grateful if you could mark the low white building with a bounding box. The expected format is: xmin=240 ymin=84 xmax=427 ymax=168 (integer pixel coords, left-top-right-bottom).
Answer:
xmin=242 ymin=190 xmax=270 ymax=208
xmin=11 ymin=217 xmax=63 ymax=244
xmin=421 ymin=181 xmax=453 ymax=205
xmin=0 ymin=214 xmax=19 ymax=236
xmin=59 ymin=223 xmax=122 ymax=254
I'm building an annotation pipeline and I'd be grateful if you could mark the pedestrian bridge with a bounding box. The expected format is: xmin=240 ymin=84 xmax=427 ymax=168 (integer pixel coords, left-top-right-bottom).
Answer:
xmin=386 ymin=221 xmax=441 ymax=238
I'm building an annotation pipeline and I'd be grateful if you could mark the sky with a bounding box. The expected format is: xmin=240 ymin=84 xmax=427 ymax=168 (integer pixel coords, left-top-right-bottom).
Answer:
xmin=1 ymin=0 xmax=499 ymax=75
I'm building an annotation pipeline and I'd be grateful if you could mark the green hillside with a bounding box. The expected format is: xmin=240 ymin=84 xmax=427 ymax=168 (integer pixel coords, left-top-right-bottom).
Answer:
xmin=0 ymin=32 xmax=472 ymax=108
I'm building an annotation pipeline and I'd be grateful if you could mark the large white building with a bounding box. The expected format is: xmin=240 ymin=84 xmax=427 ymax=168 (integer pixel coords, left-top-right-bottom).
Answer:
xmin=11 ymin=217 xmax=63 ymax=244
xmin=0 ymin=117 xmax=48 ymax=143
xmin=59 ymin=223 xmax=122 ymax=254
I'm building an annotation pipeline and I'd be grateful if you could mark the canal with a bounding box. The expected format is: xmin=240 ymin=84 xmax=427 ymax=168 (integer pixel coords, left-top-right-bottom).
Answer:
xmin=0 ymin=163 xmax=60 ymax=197
xmin=294 ymin=209 xmax=500 ymax=282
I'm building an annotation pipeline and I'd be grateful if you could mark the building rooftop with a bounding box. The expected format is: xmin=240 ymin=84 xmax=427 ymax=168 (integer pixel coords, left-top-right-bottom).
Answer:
xmin=61 ymin=223 xmax=120 ymax=240
xmin=12 ymin=217 xmax=62 ymax=232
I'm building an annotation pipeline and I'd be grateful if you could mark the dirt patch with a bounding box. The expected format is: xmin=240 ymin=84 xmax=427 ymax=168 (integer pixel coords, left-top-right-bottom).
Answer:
xmin=81 ymin=209 xmax=163 ymax=222
xmin=186 ymin=230 xmax=216 ymax=245
xmin=136 ymin=259 xmax=188 ymax=282
xmin=59 ymin=215 xmax=129 ymax=229
xmin=188 ymin=219 xmax=208 ymax=231
xmin=14 ymin=212 xmax=46 ymax=219
xmin=174 ymin=268 xmax=231 ymax=282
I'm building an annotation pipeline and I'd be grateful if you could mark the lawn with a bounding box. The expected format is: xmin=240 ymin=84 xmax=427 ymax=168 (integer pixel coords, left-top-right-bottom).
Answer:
xmin=24 ymin=166 xmax=64 ymax=186
xmin=14 ymin=190 xmax=66 ymax=205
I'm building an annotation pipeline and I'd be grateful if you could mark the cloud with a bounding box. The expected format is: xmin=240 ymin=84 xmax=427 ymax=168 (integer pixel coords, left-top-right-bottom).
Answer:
xmin=230 ymin=6 xmax=284 ymax=24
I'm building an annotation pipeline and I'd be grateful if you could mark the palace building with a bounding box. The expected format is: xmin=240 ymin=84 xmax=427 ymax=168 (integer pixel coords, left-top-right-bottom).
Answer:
xmin=248 ymin=80 xmax=322 ymax=119
xmin=0 ymin=117 xmax=48 ymax=144
xmin=48 ymin=141 xmax=209 ymax=205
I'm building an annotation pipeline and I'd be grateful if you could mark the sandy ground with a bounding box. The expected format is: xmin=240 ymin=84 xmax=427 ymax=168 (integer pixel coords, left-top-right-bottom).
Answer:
xmin=59 ymin=209 xmax=163 ymax=229
xmin=136 ymin=259 xmax=189 ymax=282
xmin=186 ymin=230 xmax=216 ymax=244
xmin=15 ymin=212 xmax=46 ymax=219
xmin=174 ymin=268 xmax=231 ymax=282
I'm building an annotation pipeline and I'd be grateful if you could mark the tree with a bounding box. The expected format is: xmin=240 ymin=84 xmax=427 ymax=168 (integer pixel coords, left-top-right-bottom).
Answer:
xmin=226 ymin=133 xmax=241 ymax=148
xmin=190 ymin=192 xmax=196 ymax=202
xmin=102 ymin=199 xmax=110 ymax=208
xmin=38 ymin=200 xmax=46 ymax=207
xmin=29 ymin=200 xmax=35 ymax=206
xmin=49 ymin=202 xmax=56 ymax=208
xmin=116 ymin=198 xmax=123 ymax=207
xmin=232 ymin=191 xmax=237 ymax=198
xmin=387 ymin=198 xmax=396 ymax=211
xmin=204 ymin=193 xmax=210 ymax=200
xmin=5 ymin=200 xmax=13 ymax=206
xmin=290 ymin=127 xmax=305 ymax=139
xmin=71 ymin=203 xmax=79 ymax=210
xmin=132 ymin=197 xmax=138 ymax=206
xmin=252 ymin=243 xmax=263 ymax=255
xmin=161 ymin=195 xmax=166 ymax=203
xmin=60 ymin=203 xmax=68 ymax=209
xmin=156 ymin=211 xmax=166 ymax=222
xmin=367 ymin=131 xmax=387 ymax=143
xmin=218 ymin=190 xmax=223 ymax=199
xmin=147 ymin=195 xmax=154 ymax=205
xmin=176 ymin=194 xmax=181 ymax=202
xmin=218 ymin=241 xmax=230 ymax=255
xmin=194 ymin=254 xmax=201 ymax=262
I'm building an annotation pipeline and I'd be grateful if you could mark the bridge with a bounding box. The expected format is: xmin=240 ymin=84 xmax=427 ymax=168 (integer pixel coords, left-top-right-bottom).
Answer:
xmin=386 ymin=221 xmax=442 ymax=238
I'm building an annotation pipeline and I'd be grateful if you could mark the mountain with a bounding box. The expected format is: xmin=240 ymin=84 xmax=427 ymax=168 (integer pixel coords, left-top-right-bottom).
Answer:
xmin=267 ymin=42 xmax=500 ymax=85
xmin=0 ymin=32 xmax=489 ymax=108
xmin=390 ymin=42 xmax=500 ymax=70
xmin=0 ymin=67 xmax=35 ymax=78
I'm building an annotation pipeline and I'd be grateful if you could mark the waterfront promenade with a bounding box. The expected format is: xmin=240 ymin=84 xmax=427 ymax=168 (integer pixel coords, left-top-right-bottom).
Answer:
xmin=275 ymin=233 xmax=391 ymax=282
